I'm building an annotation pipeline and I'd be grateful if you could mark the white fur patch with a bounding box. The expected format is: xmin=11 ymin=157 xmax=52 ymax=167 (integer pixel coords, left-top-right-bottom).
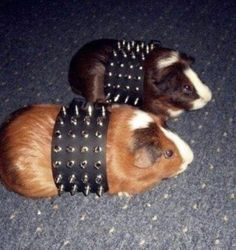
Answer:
xmin=160 ymin=127 xmax=194 ymax=174
xmin=158 ymin=52 xmax=179 ymax=69
xmin=184 ymin=68 xmax=212 ymax=109
xmin=129 ymin=110 xmax=154 ymax=130
xmin=168 ymin=109 xmax=184 ymax=117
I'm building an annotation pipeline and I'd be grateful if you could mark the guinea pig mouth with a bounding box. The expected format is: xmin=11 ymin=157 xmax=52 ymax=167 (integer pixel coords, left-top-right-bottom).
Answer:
xmin=190 ymin=96 xmax=211 ymax=110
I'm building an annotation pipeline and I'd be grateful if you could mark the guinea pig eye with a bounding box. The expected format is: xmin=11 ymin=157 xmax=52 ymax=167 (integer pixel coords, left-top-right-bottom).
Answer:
xmin=163 ymin=149 xmax=174 ymax=159
xmin=182 ymin=84 xmax=192 ymax=95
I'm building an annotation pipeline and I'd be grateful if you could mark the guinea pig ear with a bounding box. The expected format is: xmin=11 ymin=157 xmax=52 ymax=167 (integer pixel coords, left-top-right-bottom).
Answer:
xmin=132 ymin=123 xmax=163 ymax=168
xmin=180 ymin=53 xmax=195 ymax=65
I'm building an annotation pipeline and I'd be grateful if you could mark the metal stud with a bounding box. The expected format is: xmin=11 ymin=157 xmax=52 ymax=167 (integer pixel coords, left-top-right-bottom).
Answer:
xmin=117 ymin=84 xmax=120 ymax=88
xmin=120 ymin=63 xmax=124 ymax=68
xmin=94 ymin=146 xmax=102 ymax=153
xmin=54 ymin=145 xmax=62 ymax=153
xmin=108 ymin=72 xmax=112 ymax=77
xmin=55 ymin=174 xmax=62 ymax=184
xmin=118 ymin=73 xmax=122 ymax=78
xmin=81 ymin=130 xmax=89 ymax=138
xmin=127 ymin=75 xmax=132 ymax=80
xmin=58 ymin=117 xmax=64 ymax=126
xmin=58 ymin=184 xmax=64 ymax=196
xmin=97 ymin=117 xmax=103 ymax=126
xmin=87 ymin=104 xmax=93 ymax=117
xmin=114 ymin=94 xmax=120 ymax=102
xmin=137 ymin=76 xmax=142 ymax=81
xmin=66 ymin=146 xmax=75 ymax=153
xmin=94 ymin=161 xmax=102 ymax=169
xmin=53 ymin=161 xmax=62 ymax=168
xmin=95 ymin=174 xmax=103 ymax=184
xmin=84 ymin=116 xmax=91 ymax=125
xmin=95 ymin=131 xmax=102 ymax=138
xmin=122 ymin=39 xmax=126 ymax=46
xmin=82 ymin=174 xmax=89 ymax=184
xmin=68 ymin=130 xmax=76 ymax=138
xmin=70 ymin=184 xmax=77 ymax=196
xmin=134 ymin=97 xmax=139 ymax=106
xmin=81 ymin=146 xmax=89 ymax=153
xmin=62 ymin=106 xmax=67 ymax=116
xmin=97 ymin=185 xmax=104 ymax=197
xmin=139 ymin=66 xmax=143 ymax=70
xmin=80 ymin=160 xmax=88 ymax=169
xmin=83 ymin=184 xmax=90 ymax=196
xmin=129 ymin=64 xmax=134 ymax=69
xmin=74 ymin=105 xmax=79 ymax=116
xmin=131 ymin=52 xmax=136 ymax=59
xmin=136 ymin=87 xmax=140 ymax=91
xmin=55 ymin=130 xmax=62 ymax=139
xmin=141 ymin=53 xmax=145 ymax=60
xmin=70 ymin=116 xmax=77 ymax=126
xmin=125 ymin=85 xmax=130 ymax=90
xmin=107 ymin=83 xmax=111 ymax=87
xmin=67 ymin=160 xmax=75 ymax=168
xmin=110 ymin=62 xmax=114 ymax=67
xmin=113 ymin=50 xmax=117 ymax=57
xmin=69 ymin=174 xmax=76 ymax=184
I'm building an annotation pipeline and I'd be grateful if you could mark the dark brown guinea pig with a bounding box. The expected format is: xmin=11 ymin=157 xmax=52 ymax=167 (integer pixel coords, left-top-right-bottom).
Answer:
xmin=69 ymin=39 xmax=212 ymax=118
xmin=0 ymin=104 xmax=193 ymax=198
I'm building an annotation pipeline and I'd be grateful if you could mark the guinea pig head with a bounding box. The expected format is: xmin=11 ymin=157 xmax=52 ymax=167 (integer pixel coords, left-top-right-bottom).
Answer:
xmin=107 ymin=107 xmax=194 ymax=194
xmin=144 ymin=48 xmax=212 ymax=117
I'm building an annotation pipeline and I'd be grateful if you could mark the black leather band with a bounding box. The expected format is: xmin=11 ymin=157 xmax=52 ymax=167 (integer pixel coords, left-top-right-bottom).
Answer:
xmin=104 ymin=40 xmax=160 ymax=106
xmin=51 ymin=97 xmax=110 ymax=197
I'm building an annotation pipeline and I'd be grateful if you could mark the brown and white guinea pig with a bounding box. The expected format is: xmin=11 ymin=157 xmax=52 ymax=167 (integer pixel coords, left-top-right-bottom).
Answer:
xmin=68 ymin=39 xmax=212 ymax=118
xmin=0 ymin=104 xmax=193 ymax=198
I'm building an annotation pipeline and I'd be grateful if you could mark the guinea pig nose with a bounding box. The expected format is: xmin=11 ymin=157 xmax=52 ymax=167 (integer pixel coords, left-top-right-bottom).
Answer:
xmin=164 ymin=149 xmax=174 ymax=159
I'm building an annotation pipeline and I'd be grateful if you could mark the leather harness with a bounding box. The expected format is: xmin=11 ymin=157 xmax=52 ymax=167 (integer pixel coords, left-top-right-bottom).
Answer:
xmin=51 ymin=97 xmax=109 ymax=197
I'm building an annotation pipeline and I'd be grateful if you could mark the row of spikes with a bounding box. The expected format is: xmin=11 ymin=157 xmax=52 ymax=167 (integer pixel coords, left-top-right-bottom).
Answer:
xmin=106 ymin=93 xmax=140 ymax=106
xmin=53 ymin=159 xmax=102 ymax=169
xmin=109 ymin=61 xmax=143 ymax=71
xmin=107 ymin=71 xmax=142 ymax=81
xmin=112 ymin=50 xmax=146 ymax=60
xmin=54 ymin=144 xmax=103 ymax=153
xmin=54 ymin=129 xmax=103 ymax=140
xmin=56 ymin=173 xmax=103 ymax=185
xmin=58 ymin=183 xmax=104 ymax=197
xmin=117 ymin=40 xmax=156 ymax=53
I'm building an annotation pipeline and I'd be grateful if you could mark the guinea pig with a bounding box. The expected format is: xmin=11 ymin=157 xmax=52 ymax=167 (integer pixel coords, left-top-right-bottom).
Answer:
xmin=68 ymin=39 xmax=212 ymax=118
xmin=0 ymin=104 xmax=193 ymax=198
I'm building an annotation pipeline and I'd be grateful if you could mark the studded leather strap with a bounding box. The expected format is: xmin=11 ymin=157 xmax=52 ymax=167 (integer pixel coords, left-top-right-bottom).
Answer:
xmin=51 ymin=97 xmax=110 ymax=197
xmin=104 ymin=40 xmax=160 ymax=106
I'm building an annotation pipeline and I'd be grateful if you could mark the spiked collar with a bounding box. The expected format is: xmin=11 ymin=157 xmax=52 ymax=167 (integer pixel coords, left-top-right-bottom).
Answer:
xmin=104 ymin=39 xmax=160 ymax=106
xmin=51 ymin=97 xmax=110 ymax=197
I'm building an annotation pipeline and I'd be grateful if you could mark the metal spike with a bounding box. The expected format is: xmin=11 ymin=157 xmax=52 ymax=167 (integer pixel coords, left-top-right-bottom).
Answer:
xmin=146 ymin=44 xmax=150 ymax=54
xmin=94 ymin=161 xmax=102 ymax=169
xmin=122 ymin=39 xmax=126 ymax=46
xmin=113 ymin=50 xmax=117 ymax=57
xmin=70 ymin=184 xmax=77 ymax=196
xmin=66 ymin=146 xmax=75 ymax=153
xmin=69 ymin=174 xmax=76 ymax=184
xmin=84 ymin=116 xmax=91 ymax=126
xmin=81 ymin=130 xmax=89 ymax=138
xmin=74 ymin=105 xmax=79 ymax=116
xmin=55 ymin=174 xmax=62 ymax=184
xmin=95 ymin=131 xmax=102 ymax=138
xmin=117 ymin=41 xmax=121 ymax=49
xmin=81 ymin=146 xmax=89 ymax=153
xmin=95 ymin=174 xmax=103 ymax=184
xmin=97 ymin=185 xmax=104 ymax=197
xmin=136 ymin=44 xmax=140 ymax=52
xmin=150 ymin=43 xmax=154 ymax=50
xmin=97 ymin=117 xmax=103 ymax=126
xmin=53 ymin=161 xmax=62 ymax=168
xmin=80 ymin=160 xmax=88 ymax=169
xmin=68 ymin=130 xmax=76 ymax=138
xmin=87 ymin=104 xmax=93 ymax=117
xmin=55 ymin=130 xmax=62 ymax=139
xmin=83 ymin=185 xmax=90 ymax=196
xmin=82 ymin=174 xmax=89 ymax=184
xmin=114 ymin=94 xmax=120 ymax=102
xmin=131 ymin=41 xmax=135 ymax=47
xmin=94 ymin=146 xmax=102 ymax=153
xmin=124 ymin=96 xmax=130 ymax=103
xmin=134 ymin=97 xmax=139 ymax=106
xmin=122 ymin=50 xmax=127 ymax=58
xmin=141 ymin=53 xmax=145 ymax=60
xmin=58 ymin=117 xmax=64 ymax=126
xmin=141 ymin=42 xmax=145 ymax=48
xmin=127 ymin=42 xmax=131 ymax=51
xmin=70 ymin=116 xmax=77 ymax=126
xmin=106 ymin=92 xmax=111 ymax=99
xmin=62 ymin=106 xmax=67 ymax=116
xmin=58 ymin=184 xmax=64 ymax=196
xmin=102 ymin=106 xmax=106 ymax=117
xmin=131 ymin=51 xmax=136 ymax=59
xmin=67 ymin=160 xmax=75 ymax=168
xmin=54 ymin=145 xmax=62 ymax=153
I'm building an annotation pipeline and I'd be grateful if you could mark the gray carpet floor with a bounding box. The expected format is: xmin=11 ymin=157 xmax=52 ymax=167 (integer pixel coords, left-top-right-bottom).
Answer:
xmin=0 ymin=0 xmax=235 ymax=249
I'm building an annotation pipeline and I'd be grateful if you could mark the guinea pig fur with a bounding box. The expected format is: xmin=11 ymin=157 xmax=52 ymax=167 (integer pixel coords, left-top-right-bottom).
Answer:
xmin=68 ymin=39 xmax=212 ymax=118
xmin=0 ymin=105 xmax=193 ymax=198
